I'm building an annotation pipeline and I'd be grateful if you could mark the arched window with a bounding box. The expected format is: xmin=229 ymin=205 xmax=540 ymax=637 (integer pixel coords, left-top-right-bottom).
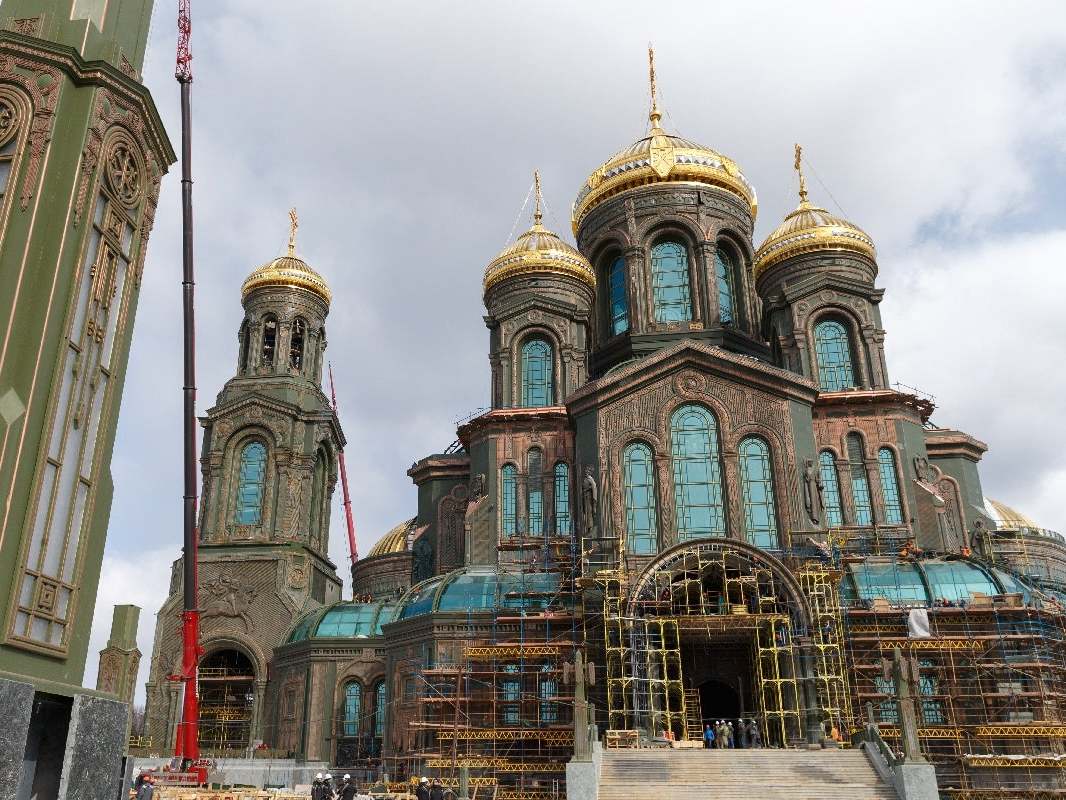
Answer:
xmin=554 ymin=462 xmax=572 ymax=535
xmin=372 ymin=679 xmax=387 ymax=739
xmin=238 ymin=321 xmax=250 ymax=373
xmin=527 ymin=448 xmax=543 ymax=536
xmin=739 ymin=437 xmax=778 ymax=548
xmin=290 ymin=317 xmax=306 ymax=371
xmin=520 ymin=338 xmax=553 ymax=407
xmin=235 ymin=441 xmax=267 ymax=525
xmin=261 ymin=315 xmax=278 ymax=367
xmin=670 ymin=405 xmax=725 ymax=540
xmin=501 ymin=464 xmax=517 ymax=536
xmin=847 ymin=433 xmax=873 ymax=526
xmin=819 ymin=450 xmax=844 ymax=527
xmin=342 ymin=681 xmax=362 ymax=737
xmin=608 ymin=256 xmax=629 ymax=335
xmin=623 ymin=442 xmax=658 ymax=554
xmin=878 ymin=448 xmax=904 ymax=525
xmin=814 ymin=319 xmax=857 ymax=391
xmin=650 ymin=240 xmax=692 ymax=323
xmin=715 ymin=248 xmax=736 ymax=324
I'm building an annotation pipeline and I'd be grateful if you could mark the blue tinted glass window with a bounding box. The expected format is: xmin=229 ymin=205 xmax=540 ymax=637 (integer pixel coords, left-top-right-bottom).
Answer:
xmin=873 ymin=676 xmax=899 ymax=723
xmin=521 ymin=338 xmax=553 ymax=407
xmin=878 ymin=448 xmax=904 ymax=525
xmin=847 ymin=433 xmax=873 ymax=526
xmin=671 ymin=405 xmax=726 ymax=540
xmin=400 ymin=579 xmax=443 ymax=619
xmin=918 ymin=661 xmax=945 ymax=724
xmin=317 ymin=604 xmax=377 ymax=637
xmin=502 ymin=464 xmax=517 ymax=536
xmin=739 ymin=437 xmax=778 ymax=549
xmin=623 ymin=443 xmax=658 ymax=555
xmin=715 ymin=249 xmax=736 ymax=324
xmin=554 ymin=462 xmax=572 ymax=535
xmin=437 ymin=574 xmax=498 ymax=612
xmin=849 ymin=562 xmax=928 ymax=606
xmin=819 ymin=450 xmax=844 ymax=527
xmin=343 ymin=682 xmax=362 ymax=737
xmin=651 ymin=241 xmax=692 ymax=323
xmin=540 ymin=665 xmax=559 ymax=723
xmin=528 ymin=448 xmax=543 ymax=536
xmin=609 ymin=256 xmax=629 ymax=335
xmin=814 ymin=319 xmax=857 ymax=391
xmin=923 ymin=562 xmax=998 ymax=604
xmin=235 ymin=441 xmax=267 ymax=525
xmin=373 ymin=679 xmax=387 ymax=738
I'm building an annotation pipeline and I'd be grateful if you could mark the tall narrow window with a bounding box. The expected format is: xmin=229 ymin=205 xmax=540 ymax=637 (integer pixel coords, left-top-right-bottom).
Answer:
xmin=918 ymin=660 xmax=945 ymax=724
xmin=651 ymin=240 xmax=692 ymax=323
xmin=521 ymin=338 xmax=553 ymax=407
xmin=527 ymin=448 xmax=543 ymax=536
xmin=819 ymin=450 xmax=844 ymax=527
xmin=554 ymin=462 xmax=572 ymax=535
xmin=261 ymin=315 xmax=278 ymax=367
xmin=739 ymin=437 xmax=778 ymax=548
xmin=501 ymin=464 xmax=517 ymax=536
xmin=847 ymin=433 xmax=873 ymax=526
xmin=539 ymin=663 xmax=559 ymax=724
xmin=372 ymin=679 xmax=387 ymax=739
xmin=715 ymin=248 xmax=736 ymax=324
xmin=623 ymin=442 xmax=658 ymax=554
xmin=235 ymin=442 xmax=267 ymax=525
xmin=609 ymin=256 xmax=629 ymax=335
xmin=670 ymin=405 xmax=726 ymax=540
xmin=878 ymin=448 xmax=904 ymax=525
xmin=290 ymin=317 xmax=306 ymax=371
xmin=238 ymin=321 xmax=250 ymax=373
xmin=814 ymin=319 xmax=857 ymax=391
xmin=343 ymin=681 xmax=362 ymax=737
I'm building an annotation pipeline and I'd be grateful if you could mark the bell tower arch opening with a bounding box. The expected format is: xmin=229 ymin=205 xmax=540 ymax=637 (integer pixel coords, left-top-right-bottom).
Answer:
xmin=627 ymin=540 xmax=812 ymax=746
xmin=198 ymin=648 xmax=256 ymax=753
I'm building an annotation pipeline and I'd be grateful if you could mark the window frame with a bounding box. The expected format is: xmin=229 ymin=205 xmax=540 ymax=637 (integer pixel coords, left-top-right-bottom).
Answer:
xmin=607 ymin=254 xmax=629 ymax=336
xmin=846 ymin=433 xmax=873 ymax=526
xmin=813 ymin=316 xmax=859 ymax=392
xmin=877 ymin=447 xmax=905 ymax=525
xmin=738 ymin=435 xmax=779 ymax=549
xmin=234 ymin=439 xmax=269 ymax=526
xmin=519 ymin=336 xmax=554 ymax=407
xmin=623 ymin=441 xmax=660 ymax=555
xmin=819 ymin=450 xmax=845 ymax=528
xmin=713 ymin=242 xmax=738 ymax=325
xmin=670 ymin=404 xmax=727 ymax=541
xmin=649 ymin=238 xmax=694 ymax=324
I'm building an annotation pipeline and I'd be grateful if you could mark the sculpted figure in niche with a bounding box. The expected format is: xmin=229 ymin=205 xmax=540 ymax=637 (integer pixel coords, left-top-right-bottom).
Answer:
xmin=803 ymin=458 xmax=822 ymax=526
xmin=582 ymin=466 xmax=599 ymax=534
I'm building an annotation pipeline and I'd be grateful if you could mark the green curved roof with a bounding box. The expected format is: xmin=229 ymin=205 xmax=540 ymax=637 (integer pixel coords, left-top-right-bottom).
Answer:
xmin=397 ymin=568 xmax=566 ymax=621
xmin=286 ymin=601 xmax=400 ymax=643
xmin=843 ymin=558 xmax=1035 ymax=607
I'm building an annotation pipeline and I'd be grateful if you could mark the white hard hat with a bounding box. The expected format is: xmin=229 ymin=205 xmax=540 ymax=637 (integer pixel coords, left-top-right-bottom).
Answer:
xmin=421 ymin=777 xmax=429 ymax=783
xmin=344 ymin=774 xmax=351 ymax=780
xmin=317 ymin=773 xmax=323 ymax=779
xmin=325 ymin=774 xmax=332 ymax=780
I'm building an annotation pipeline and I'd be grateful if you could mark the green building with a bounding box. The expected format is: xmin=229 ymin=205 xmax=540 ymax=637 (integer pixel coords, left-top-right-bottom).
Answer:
xmin=0 ymin=2 xmax=173 ymax=798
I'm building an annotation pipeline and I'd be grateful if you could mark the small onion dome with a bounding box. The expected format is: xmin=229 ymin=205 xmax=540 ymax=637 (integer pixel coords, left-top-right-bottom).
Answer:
xmin=366 ymin=518 xmax=416 ymax=557
xmin=753 ymin=199 xmax=875 ymax=280
xmin=484 ymin=171 xmax=595 ymax=293
xmin=241 ymin=254 xmax=332 ymax=305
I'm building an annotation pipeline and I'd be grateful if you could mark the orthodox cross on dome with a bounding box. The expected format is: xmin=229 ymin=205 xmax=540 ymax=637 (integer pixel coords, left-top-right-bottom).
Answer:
xmin=648 ymin=44 xmax=663 ymax=130
xmin=794 ymin=143 xmax=810 ymax=205
xmin=287 ymin=207 xmax=298 ymax=256
xmin=533 ymin=169 xmax=543 ymax=226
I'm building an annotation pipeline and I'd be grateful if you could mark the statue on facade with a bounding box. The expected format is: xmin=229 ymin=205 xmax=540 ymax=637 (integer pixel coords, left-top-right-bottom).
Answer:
xmin=802 ymin=458 xmax=822 ymax=526
xmin=581 ymin=466 xmax=598 ymax=534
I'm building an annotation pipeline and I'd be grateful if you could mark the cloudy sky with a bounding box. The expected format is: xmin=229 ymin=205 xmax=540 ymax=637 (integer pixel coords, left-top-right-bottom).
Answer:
xmin=80 ymin=1 xmax=1066 ymax=702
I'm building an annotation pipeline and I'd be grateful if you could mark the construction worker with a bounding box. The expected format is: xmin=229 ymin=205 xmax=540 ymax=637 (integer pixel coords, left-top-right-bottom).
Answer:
xmin=430 ymin=779 xmax=445 ymax=800
xmin=135 ymin=774 xmax=154 ymax=800
xmin=338 ymin=774 xmax=357 ymax=800
xmin=312 ymin=774 xmax=324 ymax=799
xmin=323 ymin=774 xmax=337 ymax=799
xmin=416 ymin=776 xmax=431 ymax=800
xmin=703 ymin=722 xmax=715 ymax=749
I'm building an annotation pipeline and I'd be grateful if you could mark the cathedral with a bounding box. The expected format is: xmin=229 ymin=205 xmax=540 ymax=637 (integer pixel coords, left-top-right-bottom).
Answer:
xmin=144 ymin=54 xmax=1066 ymax=798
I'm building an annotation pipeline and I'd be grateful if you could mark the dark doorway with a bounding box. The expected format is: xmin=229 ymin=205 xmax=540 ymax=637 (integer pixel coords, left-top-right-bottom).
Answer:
xmin=698 ymin=679 xmax=741 ymax=724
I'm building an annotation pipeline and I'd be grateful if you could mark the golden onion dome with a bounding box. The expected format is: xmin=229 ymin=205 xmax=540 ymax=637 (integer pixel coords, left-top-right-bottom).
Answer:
xmin=241 ymin=209 xmax=332 ymax=305
xmin=484 ymin=172 xmax=595 ymax=293
xmin=366 ymin=518 xmax=416 ymax=557
xmin=753 ymin=146 xmax=875 ymax=280
xmin=572 ymin=49 xmax=757 ymax=233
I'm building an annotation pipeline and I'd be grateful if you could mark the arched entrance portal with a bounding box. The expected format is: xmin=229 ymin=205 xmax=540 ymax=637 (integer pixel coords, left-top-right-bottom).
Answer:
xmin=199 ymin=649 xmax=256 ymax=752
xmin=627 ymin=539 xmax=812 ymax=746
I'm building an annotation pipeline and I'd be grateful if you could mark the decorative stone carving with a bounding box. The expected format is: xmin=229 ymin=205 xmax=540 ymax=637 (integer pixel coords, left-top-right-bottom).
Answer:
xmin=200 ymin=572 xmax=257 ymax=633
xmin=581 ymin=465 xmax=599 ymax=535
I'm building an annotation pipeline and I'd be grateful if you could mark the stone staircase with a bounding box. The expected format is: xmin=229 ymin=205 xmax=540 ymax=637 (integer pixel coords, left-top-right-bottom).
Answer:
xmin=595 ymin=747 xmax=898 ymax=800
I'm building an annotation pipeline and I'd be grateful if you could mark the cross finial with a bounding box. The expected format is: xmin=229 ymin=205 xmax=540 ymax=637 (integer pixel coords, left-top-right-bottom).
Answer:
xmin=794 ymin=144 xmax=809 ymax=205
xmin=648 ymin=44 xmax=663 ymax=130
xmin=287 ymin=208 xmax=298 ymax=256
xmin=533 ymin=169 xmax=543 ymax=226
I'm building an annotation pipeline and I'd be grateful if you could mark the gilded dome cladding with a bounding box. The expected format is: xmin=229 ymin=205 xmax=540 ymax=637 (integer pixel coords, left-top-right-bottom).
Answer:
xmin=753 ymin=200 xmax=875 ymax=279
xmin=241 ymin=254 xmax=332 ymax=305
xmin=483 ymin=222 xmax=595 ymax=293
xmin=366 ymin=518 xmax=416 ymax=557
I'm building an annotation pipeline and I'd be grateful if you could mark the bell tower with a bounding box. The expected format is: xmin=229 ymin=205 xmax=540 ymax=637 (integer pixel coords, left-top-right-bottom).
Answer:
xmin=145 ymin=214 xmax=344 ymax=754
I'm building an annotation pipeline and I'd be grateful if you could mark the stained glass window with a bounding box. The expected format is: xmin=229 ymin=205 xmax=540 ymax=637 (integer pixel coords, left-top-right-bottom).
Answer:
xmin=819 ymin=450 xmax=844 ymax=527
xmin=609 ymin=256 xmax=629 ymax=335
xmin=528 ymin=448 xmax=543 ymax=536
xmin=235 ymin=442 xmax=267 ymax=525
xmin=715 ymin=248 xmax=736 ymax=324
xmin=521 ymin=338 xmax=553 ymax=407
xmin=261 ymin=315 xmax=277 ymax=367
xmin=671 ymin=405 xmax=725 ymax=540
xmin=343 ymin=681 xmax=362 ymax=737
xmin=651 ymin=240 xmax=692 ymax=323
xmin=739 ymin=437 xmax=778 ymax=549
xmin=373 ymin=679 xmax=387 ymax=738
xmin=878 ymin=447 xmax=904 ymax=525
xmin=847 ymin=433 xmax=873 ymax=526
xmin=501 ymin=464 xmax=517 ymax=536
xmin=814 ymin=319 xmax=856 ymax=391
xmin=623 ymin=442 xmax=658 ymax=554
xmin=554 ymin=462 xmax=572 ymax=535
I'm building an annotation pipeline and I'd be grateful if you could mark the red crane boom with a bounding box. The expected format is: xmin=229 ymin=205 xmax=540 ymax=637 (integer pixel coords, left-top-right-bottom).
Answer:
xmin=329 ymin=364 xmax=359 ymax=571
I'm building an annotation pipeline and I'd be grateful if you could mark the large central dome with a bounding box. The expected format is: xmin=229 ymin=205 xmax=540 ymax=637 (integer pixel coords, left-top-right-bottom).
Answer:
xmin=572 ymin=54 xmax=757 ymax=234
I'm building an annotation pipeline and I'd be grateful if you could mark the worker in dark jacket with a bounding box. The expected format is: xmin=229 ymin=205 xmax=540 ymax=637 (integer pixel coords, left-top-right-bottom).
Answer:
xmin=416 ymin=777 xmax=431 ymax=800
xmin=338 ymin=774 xmax=357 ymax=800
xmin=430 ymin=779 xmax=445 ymax=800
